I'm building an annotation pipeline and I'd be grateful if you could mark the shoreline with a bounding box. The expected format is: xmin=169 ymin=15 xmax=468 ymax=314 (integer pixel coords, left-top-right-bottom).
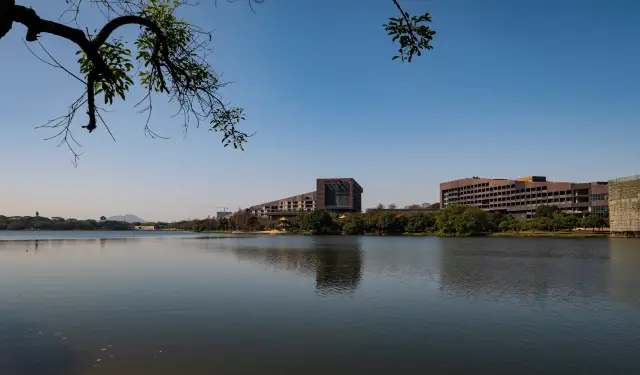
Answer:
xmin=491 ymin=231 xmax=609 ymax=238
xmin=194 ymin=230 xmax=613 ymax=238
xmin=1 ymin=230 xmax=620 ymax=239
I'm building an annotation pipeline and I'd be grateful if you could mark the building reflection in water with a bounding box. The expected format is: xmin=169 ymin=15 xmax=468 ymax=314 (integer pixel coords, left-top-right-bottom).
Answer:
xmin=438 ymin=238 xmax=613 ymax=303
xmin=609 ymin=238 xmax=640 ymax=306
xmin=232 ymin=236 xmax=363 ymax=295
xmin=312 ymin=236 xmax=363 ymax=295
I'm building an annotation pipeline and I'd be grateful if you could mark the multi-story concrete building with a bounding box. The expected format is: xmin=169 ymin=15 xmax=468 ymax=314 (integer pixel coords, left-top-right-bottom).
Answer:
xmin=249 ymin=191 xmax=318 ymax=218
xmin=248 ymin=178 xmax=363 ymax=219
xmin=440 ymin=176 xmax=608 ymax=219
xmin=608 ymin=175 xmax=640 ymax=237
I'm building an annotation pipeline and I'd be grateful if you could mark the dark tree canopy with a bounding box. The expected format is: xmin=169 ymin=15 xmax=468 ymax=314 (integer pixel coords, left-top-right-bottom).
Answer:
xmin=0 ymin=0 xmax=434 ymax=165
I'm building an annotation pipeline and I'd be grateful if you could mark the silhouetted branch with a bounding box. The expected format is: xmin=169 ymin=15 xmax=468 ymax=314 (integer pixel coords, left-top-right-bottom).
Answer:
xmin=36 ymin=94 xmax=88 ymax=167
xmin=22 ymin=40 xmax=87 ymax=84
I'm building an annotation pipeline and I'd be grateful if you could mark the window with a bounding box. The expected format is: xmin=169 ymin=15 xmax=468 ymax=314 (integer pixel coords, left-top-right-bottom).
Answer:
xmin=593 ymin=205 xmax=609 ymax=216
xmin=591 ymin=193 xmax=608 ymax=201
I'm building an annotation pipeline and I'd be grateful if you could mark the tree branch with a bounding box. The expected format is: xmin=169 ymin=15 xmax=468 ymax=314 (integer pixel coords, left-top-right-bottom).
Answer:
xmin=82 ymin=71 xmax=98 ymax=132
xmin=0 ymin=0 xmax=14 ymax=40
xmin=392 ymin=0 xmax=418 ymax=47
xmin=94 ymin=14 xmax=159 ymax=46
xmin=10 ymin=4 xmax=112 ymax=80
xmin=22 ymin=40 xmax=87 ymax=84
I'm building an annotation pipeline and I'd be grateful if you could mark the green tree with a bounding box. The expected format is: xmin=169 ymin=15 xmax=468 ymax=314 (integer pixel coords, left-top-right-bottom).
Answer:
xmin=341 ymin=215 xmax=366 ymax=235
xmin=246 ymin=215 xmax=259 ymax=231
xmin=0 ymin=0 xmax=434 ymax=164
xmin=533 ymin=217 xmax=553 ymax=231
xmin=550 ymin=212 xmax=578 ymax=232
xmin=405 ymin=212 xmax=436 ymax=233
xmin=596 ymin=216 xmax=607 ymax=231
xmin=581 ymin=215 xmax=605 ymax=233
xmin=100 ymin=216 xmax=107 ymax=221
xmin=301 ymin=210 xmax=334 ymax=235
xmin=456 ymin=206 xmax=495 ymax=235
xmin=229 ymin=210 xmax=250 ymax=231
xmin=436 ymin=205 xmax=494 ymax=236
xmin=387 ymin=203 xmax=398 ymax=210
xmin=498 ymin=215 xmax=518 ymax=232
xmin=550 ymin=213 xmax=566 ymax=231
xmin=218 ymin=217 xmax=230 ymax=231
xmin=536 ymin=205 xmax=560 ymax=219
xmin=436 ymin=204 xmax=468 ymax=235
xmin=375 ymin=212 xmax=404 ymax=235
xmin=565 ymin=214 xmax=579 ymax=231
xmin=491 ymin=211 xmax=507 ymax=228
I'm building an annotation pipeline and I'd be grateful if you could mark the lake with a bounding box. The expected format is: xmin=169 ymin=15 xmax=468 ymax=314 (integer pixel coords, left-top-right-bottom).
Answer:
xmin=1 ymin=233 xmax=640 ymax=375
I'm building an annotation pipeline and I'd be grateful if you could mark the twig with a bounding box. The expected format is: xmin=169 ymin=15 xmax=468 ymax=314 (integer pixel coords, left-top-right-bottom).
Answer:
xmin=22 ymin=39 xmax=86 ymax=84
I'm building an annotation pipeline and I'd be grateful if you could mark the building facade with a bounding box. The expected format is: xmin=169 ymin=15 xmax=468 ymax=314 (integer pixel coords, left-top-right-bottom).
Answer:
xmin=440 ymin=176 xmax=608 ymax=219
xmin=216 ymin=211 xmax=232 ymax=219
xmin=316 ymin=178 xmax=363 ymax=213
xmin=608 ymin=175 xmax=640 ymax=237
xmin=248 ymin=178 xmax=362 ymax=219
xmin=248 ymin=191 xmax=318 ymax=218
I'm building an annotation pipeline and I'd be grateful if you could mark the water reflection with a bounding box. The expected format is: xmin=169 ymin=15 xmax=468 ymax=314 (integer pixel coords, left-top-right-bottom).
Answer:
xmin=439 ymin=238 xmax=613 ymax=303
xmin=2 ymin=235 xmax=640 ymax=375
xmin=312 ymin=237 xmax=363 ymax=295
xmin=0 ymin=238 xmax=143 ymax=252
xmin=232 ymin=236 xmax=363 ymax=295
xmin=609 ymin=239 xmax=640 ymax=306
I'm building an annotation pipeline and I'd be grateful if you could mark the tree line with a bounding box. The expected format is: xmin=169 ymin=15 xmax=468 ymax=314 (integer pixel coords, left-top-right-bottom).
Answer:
xmin=173 ymin=204 xmax=609 ymax=236
xmin=0 ymin=215 xmax=130 ymax=231
xmin=1 ymin=204 xmax=607 ymax=235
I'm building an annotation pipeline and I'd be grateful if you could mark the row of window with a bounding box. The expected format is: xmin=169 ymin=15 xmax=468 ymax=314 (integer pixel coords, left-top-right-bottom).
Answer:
xmin=445 ymin=188 xmax=574 ymax=196
xmin=251 ymin=208 xmax=315 ymax=215
xmin=445 ymin=183 xmax=549 ymax=193
xmin=593 ymin=206 xmax=609 ymax=214
xmin=446 ymin=195 xmax=576 ymax=203
xmin=456 ymin=199 xmax=572 ymax=207
xmin=444 ymin=185 xmax=597 ymax=196
xmin=446 ymin=190 xmax=606 ymax=201
xmin=446 ymin=192 xmax=575 ymax=200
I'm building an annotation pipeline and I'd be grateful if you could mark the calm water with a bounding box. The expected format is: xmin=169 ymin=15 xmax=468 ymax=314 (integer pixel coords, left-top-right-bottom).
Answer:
xmin=1 ymin=234 xmax=640 ymax=375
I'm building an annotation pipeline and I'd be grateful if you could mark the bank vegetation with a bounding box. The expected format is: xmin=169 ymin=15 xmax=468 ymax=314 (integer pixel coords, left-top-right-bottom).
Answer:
xmin=184 ymin=204 xmax=609 ymax=237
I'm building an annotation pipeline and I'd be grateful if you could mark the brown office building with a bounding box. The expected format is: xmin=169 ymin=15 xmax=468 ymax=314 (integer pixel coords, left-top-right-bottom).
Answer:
xmin=440 ymin=176 xmax=608 ymax=219
xmin=248 ymin=178 xmax=363 ymax=218
xmin=316 ymin=178 xmax=363 ymax=213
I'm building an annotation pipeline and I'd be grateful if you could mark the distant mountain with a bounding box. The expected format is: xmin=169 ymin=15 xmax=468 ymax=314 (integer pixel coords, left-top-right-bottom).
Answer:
xmin=107 ymin=215 xmax=146 ymax=223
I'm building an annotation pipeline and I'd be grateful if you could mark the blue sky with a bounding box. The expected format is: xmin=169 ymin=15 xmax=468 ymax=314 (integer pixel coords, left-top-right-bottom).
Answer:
xmin=1 ymin=0 xmax=639 ymax=221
